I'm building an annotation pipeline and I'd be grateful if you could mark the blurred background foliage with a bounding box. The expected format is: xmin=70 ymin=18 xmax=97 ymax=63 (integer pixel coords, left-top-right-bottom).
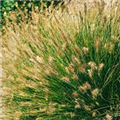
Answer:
xmin=1 ymin=0 xmax=15 ymax=28
xmin=0 ymin=0 xmax=64 ymax=28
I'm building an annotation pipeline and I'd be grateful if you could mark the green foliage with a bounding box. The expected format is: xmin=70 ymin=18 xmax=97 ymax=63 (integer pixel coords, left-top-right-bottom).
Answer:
xmin=1 ymin=0 xmax=15 ymax=27
xmin=0 ymin=0 xmax=62 ymax=27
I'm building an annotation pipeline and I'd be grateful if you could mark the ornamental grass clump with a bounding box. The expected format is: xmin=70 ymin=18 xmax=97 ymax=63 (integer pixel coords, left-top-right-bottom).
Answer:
xmin=1 ymin=0 xmax=120 ymax=120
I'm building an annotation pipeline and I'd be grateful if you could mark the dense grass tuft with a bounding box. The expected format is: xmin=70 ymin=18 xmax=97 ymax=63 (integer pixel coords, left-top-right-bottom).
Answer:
xmin=1 ymin=1 xmax=120 ymax=120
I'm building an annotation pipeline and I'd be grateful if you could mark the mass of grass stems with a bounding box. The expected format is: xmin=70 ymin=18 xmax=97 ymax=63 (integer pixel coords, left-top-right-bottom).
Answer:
xmin=1 ymin=0 xmax=120 ymax=120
